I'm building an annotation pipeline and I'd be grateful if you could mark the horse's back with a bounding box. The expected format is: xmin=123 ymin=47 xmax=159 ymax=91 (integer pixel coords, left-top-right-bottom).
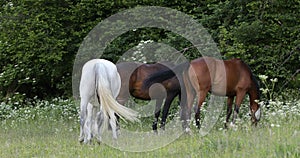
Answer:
xmin=189 ymin=57 xmax=253 ymax=96
xmin=117 ymin=62 xmax=141 ymax=82
xmin=193 ymin=57 xmax=227 ymax=95
xmin=139 ymin=62 xmax=179 ymax=89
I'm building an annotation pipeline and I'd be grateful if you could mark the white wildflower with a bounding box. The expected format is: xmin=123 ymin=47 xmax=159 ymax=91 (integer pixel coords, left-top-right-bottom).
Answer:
xmin=270 ymin=78 xmax=278 ymax=82
xmin=258 ymin=75 xmax=268 ymax=81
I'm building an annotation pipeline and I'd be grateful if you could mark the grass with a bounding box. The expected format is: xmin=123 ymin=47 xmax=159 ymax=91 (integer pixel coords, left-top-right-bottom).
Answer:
xmin=0 ymin=96 xmax=299 ymax=157
xmin=0 ymin=119 xmax=299 ymax=157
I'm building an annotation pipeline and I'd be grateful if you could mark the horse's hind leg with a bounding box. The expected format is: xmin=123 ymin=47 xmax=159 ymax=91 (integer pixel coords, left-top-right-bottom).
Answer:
xmin=181 ymin=87 xmax=195 ymax=133
xmin=109 ymin=118 xmax=118 ymax=139
xmin=95 ymin=110 xmax=104 ymax=143
xmin=181 ymin=71 xmax=195 ymax=133
xmin=83 ymin=103 xmax=93 ymax=144
xmin=79 ymin=98 xmax=89 ymax=143
xmin=115 ymin=114 xmax=121 ymax=135
xmin=225 ymin=96 xmax=234 ymax=128
xmin=153 ymin=99 xmax=163 ymax=132
xmin=160 ymin=92 xmax=177 ymax=130
xmin=195 ymin=89 xmax=208 ymax=129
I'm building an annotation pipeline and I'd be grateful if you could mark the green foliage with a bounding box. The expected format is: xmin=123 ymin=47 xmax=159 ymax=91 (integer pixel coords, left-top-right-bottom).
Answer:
xmin=0 ymin=0 xmax=299 ymax=101
xmin=208 ymin=0 xmax=300 ymax=89
xmin=0 ymin=0 xmax=77 ymax=98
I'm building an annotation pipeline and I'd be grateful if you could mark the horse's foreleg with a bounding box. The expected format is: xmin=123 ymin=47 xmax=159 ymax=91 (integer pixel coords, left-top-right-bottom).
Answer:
xmin=153 ymin=99 xmax=163 ymax=132
xmin=225 ymin=96 xmax=234 ymax=128
xmin=160 ymin=93 xmax=177 ymax=130
xmin=232 ymin=90 xmax=247 ymax=125
xmin=249 ymin=89 xmax=260 ymax=126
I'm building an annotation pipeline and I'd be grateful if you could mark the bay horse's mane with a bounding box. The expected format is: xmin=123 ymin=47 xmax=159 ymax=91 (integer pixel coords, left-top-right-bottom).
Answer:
xmin=240 ymin=59 xmax=261 ymax=100
xmin=251 ymin=73 xmax=260 ymax=99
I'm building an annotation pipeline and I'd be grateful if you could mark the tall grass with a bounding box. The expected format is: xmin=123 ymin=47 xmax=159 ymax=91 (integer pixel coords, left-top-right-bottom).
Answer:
xmin=0 ymin=90 xmax=299 ymax=157
xmin=0 ymin=118 xmax=299 ymax=157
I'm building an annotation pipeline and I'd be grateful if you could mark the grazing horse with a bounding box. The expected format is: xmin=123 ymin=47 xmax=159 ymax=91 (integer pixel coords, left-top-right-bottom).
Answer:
xmin=144 ymin=57 xmax=260 ymax=131
xmin=116 ymin=62 xmax=180 ymax=131
xmin=79 ymin=59 xmax=139 ymax=144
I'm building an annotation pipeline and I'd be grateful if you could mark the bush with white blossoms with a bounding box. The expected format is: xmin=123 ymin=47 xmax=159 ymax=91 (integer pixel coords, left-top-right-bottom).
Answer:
xmin=259 ymin=74 xmax=278 ymax=100
xmin=0 ymin=74 xmax=299 ymax=131
xmin=0 ymin=97 xmax=79 ymax=128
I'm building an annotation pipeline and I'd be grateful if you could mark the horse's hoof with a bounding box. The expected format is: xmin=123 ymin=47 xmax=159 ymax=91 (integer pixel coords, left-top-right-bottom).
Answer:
xmin=96 ymin=139 xmax=102 ymax=145
xmin=184 ymin=128 xmax=192 ymax=135
xmin=78 ymin=137 xmax=84 ymax=144
xmin=117 ymin=129 xmax=121 ymax=136
xmin=224 ymin=122 xmax=231 ymax=129
xmin=229 ymin=122 xmax=238 ymax=131
xmin=83 ymin=139 xmax=92 ymax=145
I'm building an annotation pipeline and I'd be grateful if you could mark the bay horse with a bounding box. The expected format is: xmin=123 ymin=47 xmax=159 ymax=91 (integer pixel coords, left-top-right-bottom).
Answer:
xmin=144 ymin=57 xmax=260 ymax=131
xmin=116 ymin=62 xmax=181 ymax=132
xmin=79 ymin=59 xmax=139 ymax=144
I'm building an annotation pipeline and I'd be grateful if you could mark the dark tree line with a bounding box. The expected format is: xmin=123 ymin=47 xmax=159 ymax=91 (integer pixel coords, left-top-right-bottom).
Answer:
xmin=0 ymin=0 xmax=299 ymax=100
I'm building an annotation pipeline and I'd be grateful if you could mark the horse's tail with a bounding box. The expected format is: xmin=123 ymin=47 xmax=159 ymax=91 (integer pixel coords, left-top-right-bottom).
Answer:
xmin=142 ymin=62 xmax=190 ymax=90
xmin=95 ymin=63 xmax=139 ymax=130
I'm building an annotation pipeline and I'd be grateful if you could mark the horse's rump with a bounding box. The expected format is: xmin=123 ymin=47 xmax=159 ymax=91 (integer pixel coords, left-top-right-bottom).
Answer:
xmin=129 ymin=62 xmax=178 ymax=99
xmin=79 ymin=59 xmax=139 ymax=143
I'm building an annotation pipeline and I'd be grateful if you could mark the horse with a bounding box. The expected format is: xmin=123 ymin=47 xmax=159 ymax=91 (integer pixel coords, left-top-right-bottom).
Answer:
xmin=116 ymin=62 xmax=181 ymax=132
xmin=143 ymin=57 xmax=261 ymax=131
xmin=79 ymin=59 xmax=139 ymax=144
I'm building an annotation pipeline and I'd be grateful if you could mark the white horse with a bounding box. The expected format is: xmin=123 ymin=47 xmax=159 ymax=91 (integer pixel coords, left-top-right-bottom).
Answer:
xmin=79 ymin=59 xmax=139 ymax=144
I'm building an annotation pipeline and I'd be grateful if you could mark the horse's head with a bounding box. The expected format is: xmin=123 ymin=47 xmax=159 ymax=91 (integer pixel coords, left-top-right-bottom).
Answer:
xmin=251 ymin=101 xmax=261 ymax=125
xmin=254 ymin=107 xmax=261 ymax=121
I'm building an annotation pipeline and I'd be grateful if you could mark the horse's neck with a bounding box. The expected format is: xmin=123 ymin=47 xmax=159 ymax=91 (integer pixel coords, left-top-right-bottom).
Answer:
xmin=249 ymin=81 xmax=260 ymax=100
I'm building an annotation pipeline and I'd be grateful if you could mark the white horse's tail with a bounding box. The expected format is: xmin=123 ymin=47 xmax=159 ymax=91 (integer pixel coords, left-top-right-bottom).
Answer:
xmin=94 ymin=63 xmax=139 ymax=130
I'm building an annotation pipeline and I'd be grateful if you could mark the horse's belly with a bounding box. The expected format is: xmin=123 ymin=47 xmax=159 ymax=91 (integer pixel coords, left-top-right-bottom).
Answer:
xmin=211 ymin=86 xmax=227 ymax=96
xmin=131 ymin=89 xmax=151 ymax=100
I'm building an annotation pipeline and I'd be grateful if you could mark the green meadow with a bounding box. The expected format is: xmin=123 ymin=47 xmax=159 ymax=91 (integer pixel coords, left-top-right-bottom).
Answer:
xmin=1 ymin=97 xmax=299 ymax=157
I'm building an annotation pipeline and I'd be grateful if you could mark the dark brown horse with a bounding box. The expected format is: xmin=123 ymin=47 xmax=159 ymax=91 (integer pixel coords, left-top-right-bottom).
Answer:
xmin=144 ymin=57 xmax=260 ymax=130
xmin=116 ymin=62 xmax=180 ymax=131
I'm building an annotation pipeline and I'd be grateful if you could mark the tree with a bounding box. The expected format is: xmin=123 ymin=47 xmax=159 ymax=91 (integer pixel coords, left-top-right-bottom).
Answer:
xmin=0 ymin=0 xmax=79 ymax=98
xmin=0 ymin=0 xmax=299 ymax=101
